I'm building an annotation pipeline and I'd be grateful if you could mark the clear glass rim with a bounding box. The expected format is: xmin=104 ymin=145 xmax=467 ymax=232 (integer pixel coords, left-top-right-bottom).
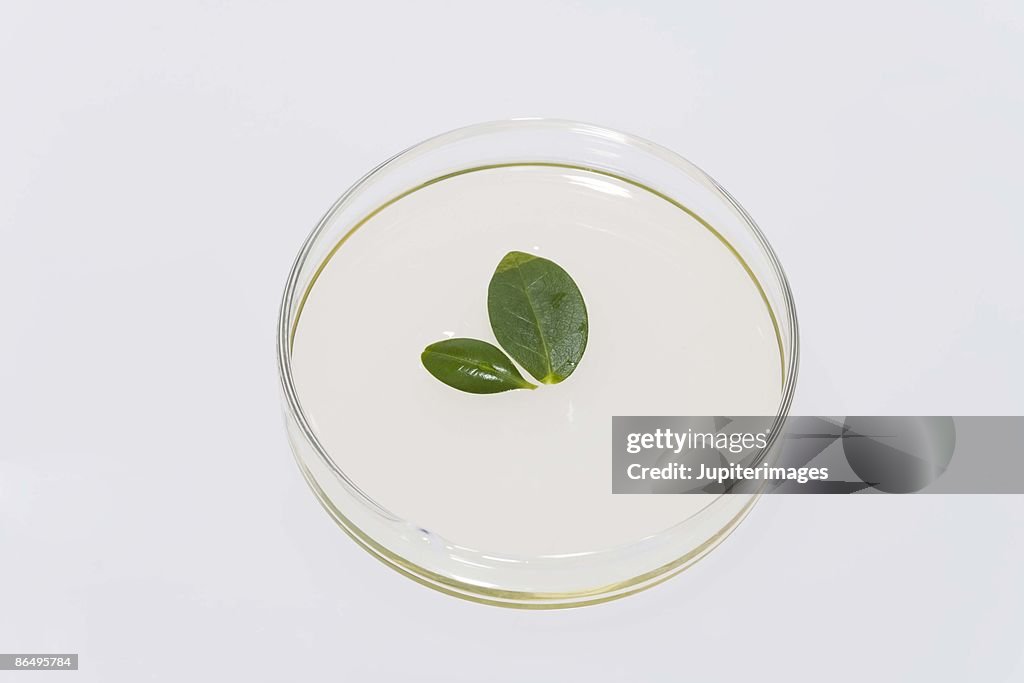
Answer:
xmin=276 ymin=118 xmax=800 ymax=605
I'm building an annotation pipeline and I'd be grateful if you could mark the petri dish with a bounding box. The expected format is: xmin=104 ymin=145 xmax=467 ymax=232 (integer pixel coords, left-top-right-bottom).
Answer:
xmin=277 ymin=119 xmax=799 ymax=608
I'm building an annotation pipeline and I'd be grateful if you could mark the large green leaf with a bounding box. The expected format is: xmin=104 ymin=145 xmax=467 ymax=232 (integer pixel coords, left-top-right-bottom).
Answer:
xmin=487 ymin=251 xmax=588 ymax=384
xmin=421 ymin=338 xmax=537 ymax=394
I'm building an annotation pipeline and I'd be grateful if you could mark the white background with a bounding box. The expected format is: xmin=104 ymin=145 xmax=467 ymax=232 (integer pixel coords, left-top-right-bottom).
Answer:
xmin=2 ymin=1 xmax=1023 ymax=680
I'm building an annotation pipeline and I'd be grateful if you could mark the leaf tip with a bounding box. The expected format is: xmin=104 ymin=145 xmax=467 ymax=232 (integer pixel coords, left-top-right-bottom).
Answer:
xmin=495 ymin=250 xmax=538 ymax=273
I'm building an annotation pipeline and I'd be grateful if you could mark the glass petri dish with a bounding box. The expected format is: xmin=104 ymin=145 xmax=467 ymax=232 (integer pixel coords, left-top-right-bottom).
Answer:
xmin=277 ymin=119 xmax=799 ymax=608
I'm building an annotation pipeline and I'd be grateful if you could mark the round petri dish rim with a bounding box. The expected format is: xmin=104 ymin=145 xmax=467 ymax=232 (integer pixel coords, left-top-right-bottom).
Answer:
xmin=277 ymin=119 xmax=800 ymax=608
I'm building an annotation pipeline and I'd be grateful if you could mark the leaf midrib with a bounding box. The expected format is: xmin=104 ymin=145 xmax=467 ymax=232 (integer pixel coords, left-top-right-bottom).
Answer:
xmin=512 ymin=262 xmax=555 ymax=382
xmin=424 ymin=349 xmax=501 ymax=374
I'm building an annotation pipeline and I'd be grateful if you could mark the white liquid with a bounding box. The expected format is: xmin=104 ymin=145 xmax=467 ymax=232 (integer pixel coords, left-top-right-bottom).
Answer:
xmin=292 ymin=165 xmax=782 ymax=557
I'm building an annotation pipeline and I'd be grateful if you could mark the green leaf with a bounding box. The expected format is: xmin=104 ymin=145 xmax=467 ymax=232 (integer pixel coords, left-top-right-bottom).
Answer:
xmin=487 ymin=251 xmax=588 ymax=384
xmin=421 ymin=338 xmax=537 ymax=394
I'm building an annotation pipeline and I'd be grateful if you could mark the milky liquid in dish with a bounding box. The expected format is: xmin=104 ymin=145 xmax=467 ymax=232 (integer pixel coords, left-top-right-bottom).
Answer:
xmin=291 ymin=165 xmax=782 ymax=558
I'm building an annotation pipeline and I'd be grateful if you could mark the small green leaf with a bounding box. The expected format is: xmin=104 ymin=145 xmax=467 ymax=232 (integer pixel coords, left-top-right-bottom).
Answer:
xmin=421 ymin=338 xmax=537 ymax=394
xmin=487 ymin=251 xmax=588 ymax=384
